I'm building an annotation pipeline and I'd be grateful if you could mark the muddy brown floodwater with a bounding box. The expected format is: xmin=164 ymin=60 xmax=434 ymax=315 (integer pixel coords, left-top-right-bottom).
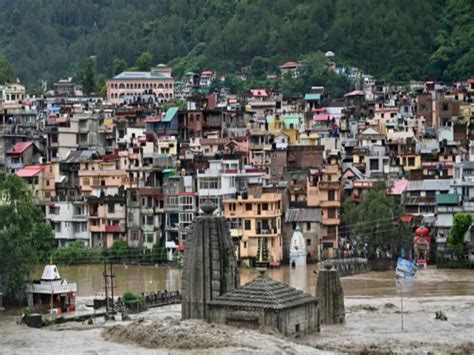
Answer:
xmin=0 ymin=264 xmax=471 ymax=354
xmin=34 ymin=263 xmax=474 ymax=299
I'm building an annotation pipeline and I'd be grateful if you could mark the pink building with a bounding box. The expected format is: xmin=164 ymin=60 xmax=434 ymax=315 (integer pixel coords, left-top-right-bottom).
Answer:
xmin=106 ymin=65 xmax=175 ymax=104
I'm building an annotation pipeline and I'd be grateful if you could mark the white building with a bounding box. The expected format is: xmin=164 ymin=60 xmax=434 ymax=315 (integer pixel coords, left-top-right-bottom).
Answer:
xmin=46 ymin=198 xmax=90 ymax=246
xmin=197 ymin=160 xmax=265 ymax=214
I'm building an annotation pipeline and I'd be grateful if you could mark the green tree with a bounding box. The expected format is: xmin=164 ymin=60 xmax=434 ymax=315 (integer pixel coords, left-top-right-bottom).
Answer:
xmin=151 ymin=241 xmax=167 ymax=264
xmin=0 ymin=174 xmax=55 ymax=301
xmin=81 ymin=57 xmax=96 ymax=96
xmin=95 ymin=74 xmax=107 ymax=97
xmin=342 ymin=180 xmax=408 ymax=259
xmin=136 ymin=52 xmax=153 ymax=71
xmin=113 ymin=58 xmax=128 ymax=75
xmin=447 ymin=213 xmax=472 ymax=259
xmin=0 ymin=53 xmax=15 ymax=84
xmin=109 ymin=239 xmax=129 ymax=262
xmin=52 ymin=241 xmax=102 ymax=266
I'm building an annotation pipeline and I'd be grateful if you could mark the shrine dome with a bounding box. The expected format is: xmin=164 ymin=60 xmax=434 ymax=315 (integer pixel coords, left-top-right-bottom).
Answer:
xmin=415 ymin=226 xmax=429 ymax=237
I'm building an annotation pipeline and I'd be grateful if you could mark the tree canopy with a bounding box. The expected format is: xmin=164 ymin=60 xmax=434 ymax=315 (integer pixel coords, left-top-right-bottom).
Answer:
xmin=342 ymin=180 xmax=409 ymax=259
xmin=0 ymin=0 xmax=471 ymax=85
xmin=447 ymin=213 xmax=472 ymax=259
xmin=0 ymin=174 xmax=55 ymax=301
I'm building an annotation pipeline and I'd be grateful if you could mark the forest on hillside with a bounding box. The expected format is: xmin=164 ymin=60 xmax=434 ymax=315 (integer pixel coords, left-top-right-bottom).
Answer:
xmin=0 ymin=0 xmax=472 ymax=85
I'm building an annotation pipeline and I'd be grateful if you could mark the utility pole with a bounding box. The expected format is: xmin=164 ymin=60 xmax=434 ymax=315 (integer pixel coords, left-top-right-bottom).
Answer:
xmin=103 ymin=257 xmax=116 ymax=315
xmin=103 ymin=259 xmax=109 ymax=314
xmin=109 ymin=260 xmax=115 ymax=314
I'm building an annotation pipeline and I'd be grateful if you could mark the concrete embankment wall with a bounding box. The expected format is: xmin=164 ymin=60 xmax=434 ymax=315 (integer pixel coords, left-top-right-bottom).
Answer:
xmin=321 ymin=258 xmax=370 ymax=277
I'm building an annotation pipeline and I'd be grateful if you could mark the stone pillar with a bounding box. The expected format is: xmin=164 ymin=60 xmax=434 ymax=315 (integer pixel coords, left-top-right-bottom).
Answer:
xmin=316 ymin=265 xmax=345 ymax=324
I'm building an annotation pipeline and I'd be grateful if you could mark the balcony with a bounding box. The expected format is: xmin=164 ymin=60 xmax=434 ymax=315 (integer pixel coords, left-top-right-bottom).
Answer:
xmin=320 ymin=200 xmax=340 ymax=208
xmin=323 ymin=217 xmax=340 ymax=225
xmin=105 ymin=224 xmax=125 ymax=233
xmin=142 ymin=224 xmax=154 ymax=233
xmin=319 ymin=181 xmax=340 ymax=190
xmin=255 ymin=227 xmax=278 ymax=236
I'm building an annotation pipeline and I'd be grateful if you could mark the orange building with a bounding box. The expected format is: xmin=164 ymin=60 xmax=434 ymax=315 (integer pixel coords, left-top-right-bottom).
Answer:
xmin=307 ymin=164 xmax=340 ymax=258
xmin=223 ymin=193 xmax=283 ymax=266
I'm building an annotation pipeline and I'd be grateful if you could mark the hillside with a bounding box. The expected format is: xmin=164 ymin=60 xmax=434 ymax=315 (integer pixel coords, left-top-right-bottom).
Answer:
xmin=0 ymin=0 xmax=472 ymax=84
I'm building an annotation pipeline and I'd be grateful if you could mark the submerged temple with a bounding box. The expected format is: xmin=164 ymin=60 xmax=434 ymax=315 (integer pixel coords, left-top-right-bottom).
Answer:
xmin=181 ymin=200 xmax=239 ymax=320
xmin=208 ymin=269 xmax=320 ymax=336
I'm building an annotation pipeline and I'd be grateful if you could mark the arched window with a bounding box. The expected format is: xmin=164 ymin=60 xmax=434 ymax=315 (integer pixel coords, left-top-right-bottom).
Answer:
xmin=119 ymin=83 xmax=125 ymax=89
xmin=153 ymin=83 xmax=157 ymax=88
xmin=158 ymin=83 xmax=164 ymax=89
xmin=126 ymin=83 xmax=130 ymax=89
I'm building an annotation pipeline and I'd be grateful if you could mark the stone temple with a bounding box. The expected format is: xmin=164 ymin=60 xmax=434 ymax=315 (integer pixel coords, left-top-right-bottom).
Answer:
xmin=181 ymin=200 xmax=239 ymax=320
xmin=207 ymin=269 xmax=320 ymax=336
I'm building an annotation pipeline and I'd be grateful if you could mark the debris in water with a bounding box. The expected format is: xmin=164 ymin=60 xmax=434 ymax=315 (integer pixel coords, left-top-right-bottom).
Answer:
xmin=435 ymin=311 xmax=447 ymax=321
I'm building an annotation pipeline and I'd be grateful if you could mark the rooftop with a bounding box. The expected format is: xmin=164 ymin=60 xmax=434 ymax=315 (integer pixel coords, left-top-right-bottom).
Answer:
xmin=112 ymin=71 xmax=170 ymax=80
xmin=207 ymin=272 xmax=317 ymax=310
xmin=7 ymin=141 xmax=33 ymax=155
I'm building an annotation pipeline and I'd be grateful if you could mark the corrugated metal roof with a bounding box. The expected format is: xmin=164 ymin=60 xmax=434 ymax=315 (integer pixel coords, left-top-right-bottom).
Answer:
xmin=162 ymin=107 xmax=179 ymax=122
xmin=16 ymin=165 xmax=43 ymax=178
xmin=304 ymin=93 xmax=321 ymax=101
xmin=436 ymin=193 xmax=459 ymax=205
xmin=285 ymin=208 xmax=321 ymax=222
xmin=113 ymin=71 xmax=168 ymax=80
xmin=406 ymin=179 xmax=451 ymax=191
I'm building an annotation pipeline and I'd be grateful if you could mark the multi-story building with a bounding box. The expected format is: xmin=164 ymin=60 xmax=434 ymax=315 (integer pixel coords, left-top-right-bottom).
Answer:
xmin=307 ymin=164 xmax=341 ymax=258
xmin=196 ymin=159 xmax=265 ymax=213
xmin=163 ymin=175 xmax=196 ymax=260
xmin=106 ymin=65 xmax=175 ymax=104
xmin=223 ymin=192 xmax=283 ymax=266
xmin=127 ymin=187 xmax=164 ymax=250
xmin=46 ymin=196 xmax=90 ymax=246
xmin=88 ymin=193 xmax=127 ymax=249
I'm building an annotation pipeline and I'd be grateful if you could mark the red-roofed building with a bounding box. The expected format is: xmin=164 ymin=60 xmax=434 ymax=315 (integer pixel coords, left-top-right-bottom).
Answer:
xmin=16 ymin=165 xmax=45 ymax=200
xmin=6 ymin=141 xmax=36 ymax=173
xmin=279 ymin=61 xmax=303 ymax=78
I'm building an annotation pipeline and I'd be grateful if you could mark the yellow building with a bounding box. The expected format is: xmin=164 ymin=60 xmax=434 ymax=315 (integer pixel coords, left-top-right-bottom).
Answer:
xmin=223 ymin=193 xmax=283 ymax=266
xmin=398 ymin=154 xmax=421 ymax=172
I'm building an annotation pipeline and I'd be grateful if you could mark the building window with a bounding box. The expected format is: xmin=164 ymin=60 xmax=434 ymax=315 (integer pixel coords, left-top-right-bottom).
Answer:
xmin=328 ymin=190 xmax=336 ymax=201
xmin=243 ymin=241 xmax=247 ymax=249
xmin=83 ymin=178 xmax=90 ymax=186
xmin=307 ymin=239 xmax=311 ymax=246
xmin=244 ymin=220 xmax=251 ymax=230
xmin=328 ymin=208 xmax=337 ymax=219
xmin=306 ymin=222 xmax=311 ymax=231
xmin=408 ymin=157 xmax=415 ymax=166
xmin=246 ymin=204 xmax=252 ymax=211
xmin=370 ymin=159 xmax=379 ymax=171
xmin=262 ymin=203 xmax=268 ymax=211
xmin=199 ymin=178 xmax=220 ymax=189
xmin=108 ymin=203 xmax=115 ymax=213
xmin=146 ymin=234 xmax=154 ymax=243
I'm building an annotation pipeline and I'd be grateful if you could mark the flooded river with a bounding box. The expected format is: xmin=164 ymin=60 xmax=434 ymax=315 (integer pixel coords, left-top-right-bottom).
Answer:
xmin=1 ymin=264 xmax=472 ymax=354
xmin=35 ymin=263 xmax=474 ymax=299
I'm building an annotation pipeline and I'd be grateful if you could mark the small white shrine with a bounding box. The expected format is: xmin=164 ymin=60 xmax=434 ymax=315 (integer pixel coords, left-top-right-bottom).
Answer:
xmin=289 ymin=225 xmax=307 ymax=267
xmin=26 ymin=264 xmax=77 ymax=313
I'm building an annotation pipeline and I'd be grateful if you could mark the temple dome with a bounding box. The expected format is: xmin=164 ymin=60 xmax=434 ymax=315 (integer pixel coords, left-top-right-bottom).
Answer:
xmin=289 ymin=225 xmax=307 ymax=267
